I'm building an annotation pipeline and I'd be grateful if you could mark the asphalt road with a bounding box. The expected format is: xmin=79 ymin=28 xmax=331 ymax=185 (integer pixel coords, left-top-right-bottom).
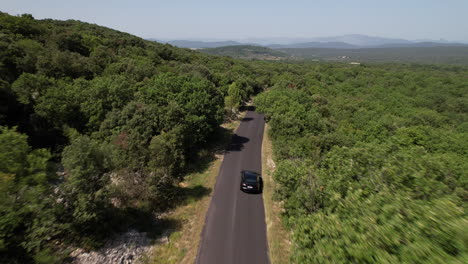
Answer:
xmin=196 ymin=110 xmax=269 ymax=264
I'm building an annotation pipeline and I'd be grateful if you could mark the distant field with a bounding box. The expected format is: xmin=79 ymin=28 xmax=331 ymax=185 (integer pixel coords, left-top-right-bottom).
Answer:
xmin=199 ymin=45 xmax=288 ymax=60
xmin=278 ymin=46 xmax=468 ymax=65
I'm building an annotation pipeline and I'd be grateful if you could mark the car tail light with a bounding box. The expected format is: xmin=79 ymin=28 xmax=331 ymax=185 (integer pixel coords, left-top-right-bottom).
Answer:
xmin=242 ymin=183 xmax=246 ymax=186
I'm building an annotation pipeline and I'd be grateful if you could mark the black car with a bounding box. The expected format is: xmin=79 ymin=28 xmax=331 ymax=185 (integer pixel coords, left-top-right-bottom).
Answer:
xmin=240 ymin=170 xmax=263 ymax=193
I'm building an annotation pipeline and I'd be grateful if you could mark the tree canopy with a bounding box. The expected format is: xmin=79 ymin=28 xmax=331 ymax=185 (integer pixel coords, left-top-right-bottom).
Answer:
xmin=255 ymin=62 xmax=468 ymax=263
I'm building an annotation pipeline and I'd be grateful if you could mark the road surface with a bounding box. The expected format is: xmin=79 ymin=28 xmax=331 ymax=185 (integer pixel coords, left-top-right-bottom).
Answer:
xmin=196 ymin=110 xmax=269 ymax=264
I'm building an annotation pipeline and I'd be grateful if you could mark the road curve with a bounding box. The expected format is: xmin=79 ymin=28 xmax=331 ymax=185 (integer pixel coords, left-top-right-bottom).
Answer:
xmin=196 ymin=110 xmax=269 ymax=264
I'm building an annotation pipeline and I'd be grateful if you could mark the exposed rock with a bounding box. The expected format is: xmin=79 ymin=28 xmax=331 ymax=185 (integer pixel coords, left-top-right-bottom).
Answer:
xmin=156 ymin=229 xmax=171 ymax=244
xmin=70 ymin=230 xmax=156 ymax=264
xmin=267 ymin=158 xmax=276 ymax=170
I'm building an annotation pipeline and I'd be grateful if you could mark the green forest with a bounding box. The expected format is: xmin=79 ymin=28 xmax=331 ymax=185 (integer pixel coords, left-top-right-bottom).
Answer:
xmin=1 ymin=12 xmax=467 ymax=263
xmin=255 ymin=63 xmax=468 ymax=262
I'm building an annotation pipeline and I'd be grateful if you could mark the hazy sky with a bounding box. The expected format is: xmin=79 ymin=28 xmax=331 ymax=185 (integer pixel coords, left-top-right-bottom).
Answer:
xmin=2 ymin=0 xmax=468 ymax=42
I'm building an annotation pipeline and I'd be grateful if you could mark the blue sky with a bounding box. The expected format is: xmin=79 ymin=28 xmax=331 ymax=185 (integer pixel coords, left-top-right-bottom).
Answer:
xmin=2 ymin=0 xmax=468 ymax=42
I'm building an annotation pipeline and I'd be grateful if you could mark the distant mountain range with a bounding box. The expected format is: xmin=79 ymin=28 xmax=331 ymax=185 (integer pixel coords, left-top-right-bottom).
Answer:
xmin=147 ymin=39 xmax=250 ymax=49
xmin=269 ymin=41 xmax=468 ymax=49
xmin=304 ymin=34 xmax=412 ymax=46
xmin=150 ymin=34 xmax=468 ymax=49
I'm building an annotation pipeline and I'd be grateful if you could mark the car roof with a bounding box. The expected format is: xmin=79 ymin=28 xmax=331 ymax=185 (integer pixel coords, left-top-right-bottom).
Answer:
xmin=242 ymin=170 xmax=260 ymax=175
xmin=242 ymin=170 xmax=260 ymax=177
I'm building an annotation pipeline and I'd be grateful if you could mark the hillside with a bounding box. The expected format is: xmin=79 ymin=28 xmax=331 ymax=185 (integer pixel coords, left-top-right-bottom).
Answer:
xmin=0 ymin=12 xmax=272 ymax=263
xmin=279 ymin=46 xmax=468 ymax=64
xmin=153 ymin=39 xmax=247 ymax=49
xmin=199 ymin=45 xmax=288 ymax=60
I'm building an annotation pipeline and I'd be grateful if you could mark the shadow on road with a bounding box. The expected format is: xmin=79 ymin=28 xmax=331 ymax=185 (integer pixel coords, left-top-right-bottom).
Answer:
xmin=226 ymin=134 xmax=250 ymax=152
xmin=241 ymin=117 xmax=254 ymax=122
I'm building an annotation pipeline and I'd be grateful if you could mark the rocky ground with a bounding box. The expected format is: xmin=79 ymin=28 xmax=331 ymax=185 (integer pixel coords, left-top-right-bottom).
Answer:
xmin=70 ymin=229 xmax=168 ymax=264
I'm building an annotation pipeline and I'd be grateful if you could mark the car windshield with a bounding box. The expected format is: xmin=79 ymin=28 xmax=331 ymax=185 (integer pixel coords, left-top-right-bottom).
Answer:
xmin=244 ymin=172 xmax=258 ymax=183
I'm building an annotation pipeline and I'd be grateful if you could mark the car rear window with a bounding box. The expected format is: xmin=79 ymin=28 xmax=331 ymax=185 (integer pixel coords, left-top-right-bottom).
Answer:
xmin=244 ymin=172 xmax=258 ymax=183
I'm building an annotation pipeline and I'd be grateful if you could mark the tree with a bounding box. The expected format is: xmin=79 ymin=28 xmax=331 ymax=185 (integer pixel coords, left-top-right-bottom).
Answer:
xmin=61 ymin=134 xmax=114 ymax=231
xmin=225 ymin=82 xmax=242 ymax=116
xmin=0 ymin=127 xmax=63 ymax=263
xmin=11 ymin=73 xmax=53 ymax=105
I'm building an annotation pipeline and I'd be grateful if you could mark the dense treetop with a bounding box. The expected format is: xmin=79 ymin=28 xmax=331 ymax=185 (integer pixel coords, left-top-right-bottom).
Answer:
xmin=255 ymin=62 xmax=468 ymax=263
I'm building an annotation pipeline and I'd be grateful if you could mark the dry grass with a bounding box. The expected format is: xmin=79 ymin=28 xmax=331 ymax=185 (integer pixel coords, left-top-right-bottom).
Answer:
xmin=262 ymin=124 xmax=292 ymax=264
xmin=145 ymin=115 xmax=244 ymax=264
